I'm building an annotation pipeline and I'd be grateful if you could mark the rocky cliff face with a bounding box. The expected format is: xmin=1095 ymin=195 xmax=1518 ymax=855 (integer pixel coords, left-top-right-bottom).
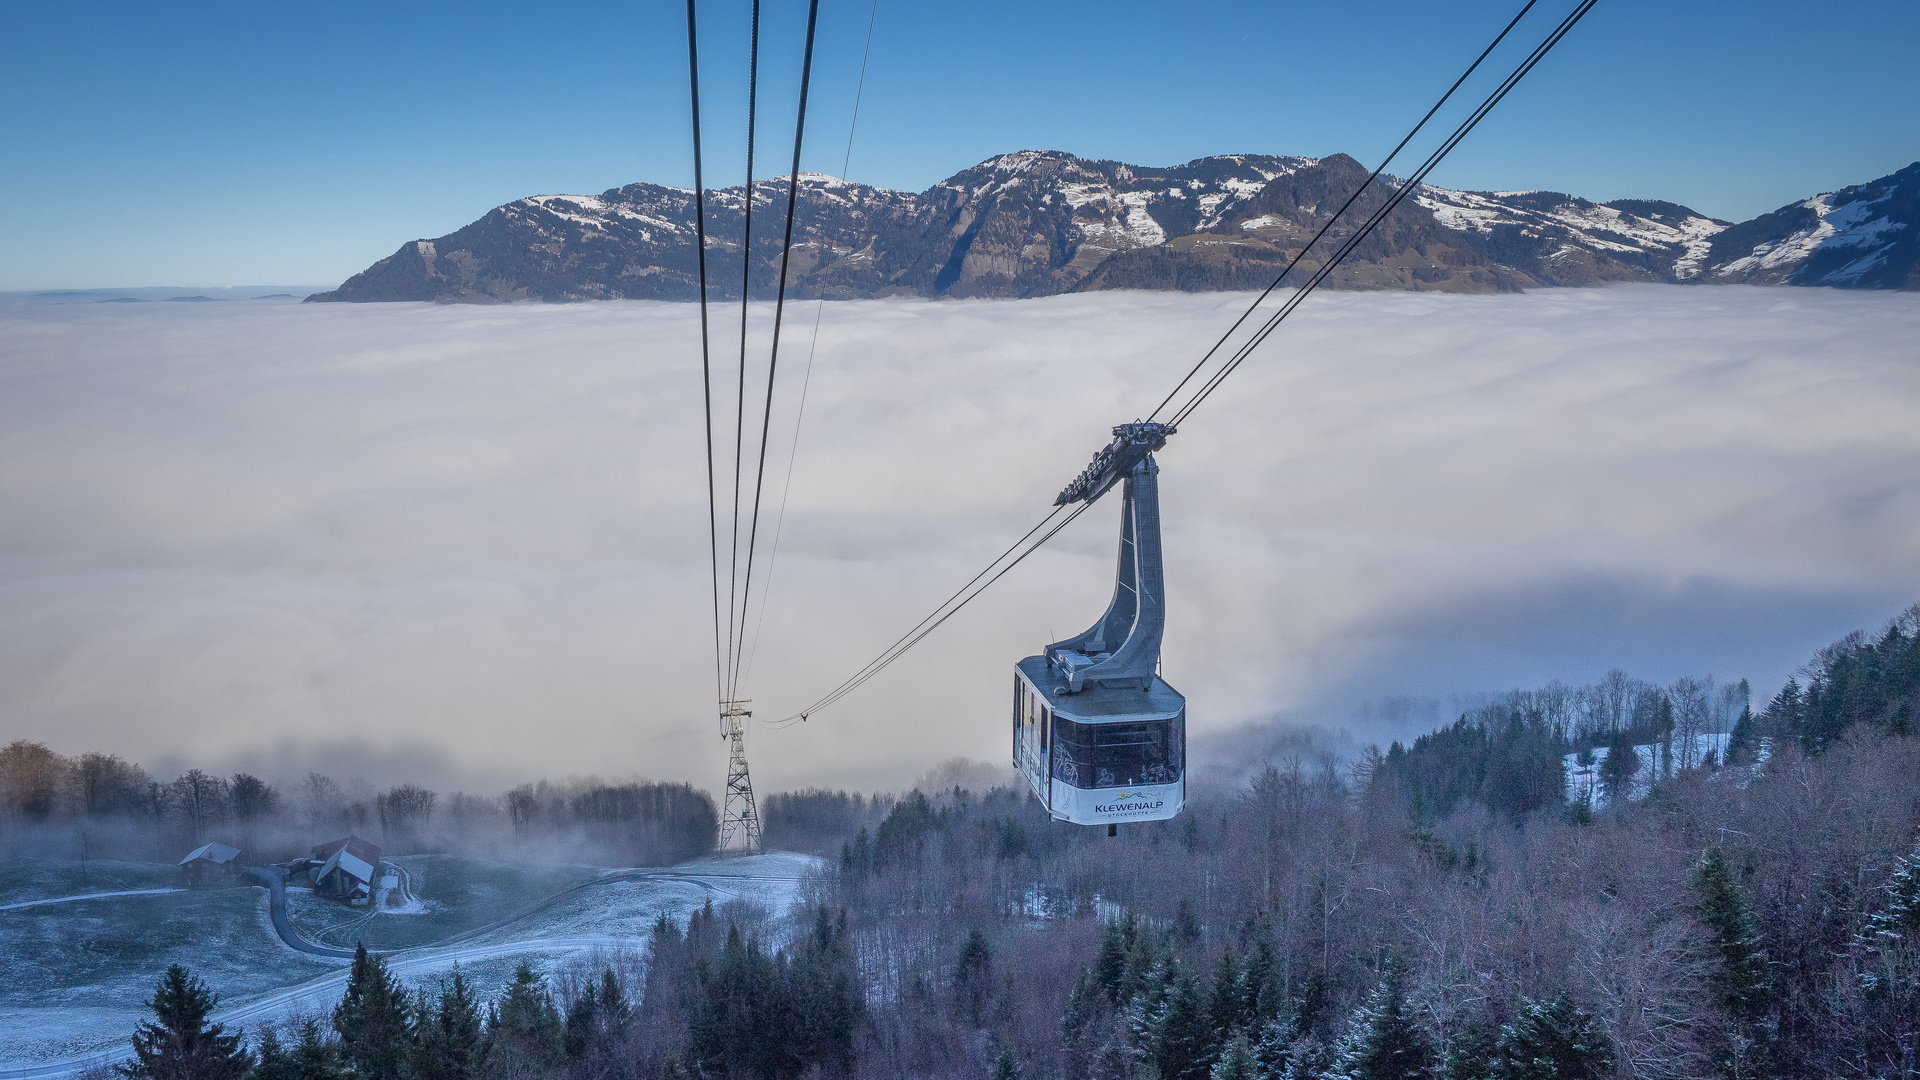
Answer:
xmin=307 ymin=153 xmax=1920 ymax=302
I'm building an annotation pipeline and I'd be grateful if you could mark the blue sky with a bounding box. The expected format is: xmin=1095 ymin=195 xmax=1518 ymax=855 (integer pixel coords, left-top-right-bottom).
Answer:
xmin=2 ymin=0 xmax=1915 ymax=290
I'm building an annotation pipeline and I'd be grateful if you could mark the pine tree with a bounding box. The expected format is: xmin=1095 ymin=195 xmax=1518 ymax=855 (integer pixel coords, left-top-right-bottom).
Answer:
xmin=1727 ymin=687 xmax=1757 ymax=761
xmin=1766 ymin=678 xmax=1805 ymax=749
xmin=1254 ymin=1017 xmax=1293 ymax=1080
xmin=117 ymin=964 xmax=252 ymax=1080
xmin=1494 ymin=997 xmax=1611 ymax=1080
xmin=1211 ymin=1033 xmax=1258 ymax=1080
xmin=253 ymin=1028 xmax=294 ymax=1080
xmin=559 ymin=966 xmax=636 ymax=1067
xmin=562 ymin=979 xmax=601 ymax=1062
xmin=1094 ymin=1033 xmax=1150 ymax=1080
xmin=1241 ymin=937 xmax=1279 ymax=1026
xmin=1208 ymin=949 xmax=1245 ymax=1046
xmin=332 ymin=944 xmax=411 ymax=1080
xmin=485 ymin=962 xmax=563 ymax=1072
xmin=1859 ymin=843 xmax=1920 ymax=954
xmin=778 ymin=905 xmax=860 ymax=1075
xmin=1280 ymin=1034 xmax=1331 ymax=1080
xmin=1064 ymin=970 xmax=1106 ymax=1080
xmin=1329 ymin=969 xmax=1432 ymax=1080
xmin=1695 ymin=848 xmax=1770 ymax=1021
xmin=1439 ymin=1019 xmax=1496 ymax=1080
xmin=1597 ymin=732 xmax=1639 ymax=807
xmin=411 ymin=968 xmax=482 ymax=1080
xmin=992 ymin=1046 xmax=1025 ymax=1080
xmin=1177 ymin=898 xmax=1203 ymax=943
xmin=597 ymin=966 xmax=630 ymax=1039
xmin=956 ymin=928 xmax=995 ymax=1025
xmin=1150 ymin=963 xmax=1217 ymax=1080
xmin=1854 ymin=843 xmax=1920 ymax=1000
xmin=1124 ymin=922 xmax=1163 ymax=1008
xmin=1096 ymin=916 xmax=1138 ymax=1007
xmin=1658 ymin=697 xmax=1675 ymax=782
xmin=288 ymin=1018 xmax=345 ymax=1080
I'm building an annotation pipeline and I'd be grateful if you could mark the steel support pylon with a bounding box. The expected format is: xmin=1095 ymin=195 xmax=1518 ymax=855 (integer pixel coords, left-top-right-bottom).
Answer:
xmin=717 ymin=701 xmax=762 ymax=853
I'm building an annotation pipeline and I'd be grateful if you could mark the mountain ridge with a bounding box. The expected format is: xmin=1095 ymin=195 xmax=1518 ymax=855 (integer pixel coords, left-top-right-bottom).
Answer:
xmin=308 ymin=152 xmax=1920 ymax=302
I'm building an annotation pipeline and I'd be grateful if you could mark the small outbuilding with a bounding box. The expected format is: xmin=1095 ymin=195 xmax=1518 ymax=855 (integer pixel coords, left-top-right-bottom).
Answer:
xmin=178 ymin=841 xmax=243 ymax=885
xmin=306 ymin=835 xmax=382 ymax=903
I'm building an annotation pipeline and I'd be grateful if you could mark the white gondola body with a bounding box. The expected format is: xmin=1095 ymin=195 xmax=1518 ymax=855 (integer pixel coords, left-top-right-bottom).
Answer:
xmin=1012 ymin=424 xmax=1185 ymax=826
xmin=1015 ymin=663 xmax=1183 ymax=825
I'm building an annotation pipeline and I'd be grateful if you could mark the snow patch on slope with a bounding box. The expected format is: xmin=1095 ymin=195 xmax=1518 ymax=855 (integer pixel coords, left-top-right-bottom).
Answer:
xmin=1417 ymin=185 xmax=1727 ymax=278
xmin=1714 ymin=189 xmax=1907 ymax=284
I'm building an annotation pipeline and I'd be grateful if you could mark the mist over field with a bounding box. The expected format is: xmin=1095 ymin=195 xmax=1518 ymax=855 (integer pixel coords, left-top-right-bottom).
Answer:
xmin=1 ymin=286 xmax=1916 ymax=795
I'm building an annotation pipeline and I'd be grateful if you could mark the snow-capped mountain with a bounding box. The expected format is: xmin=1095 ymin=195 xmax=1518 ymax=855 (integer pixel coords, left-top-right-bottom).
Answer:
xmin=1699 ymin=161 xmax=1919 ymax=289
xmin=819 ymin=151 xmax=1318 ymax=298
xmin=308 ymin=153 xmax=1919 ymax=302
xmin=1415 ymin=187 xmax=1729 ymax=283
xmin=313 ymin=174 xmax=916 ymax=303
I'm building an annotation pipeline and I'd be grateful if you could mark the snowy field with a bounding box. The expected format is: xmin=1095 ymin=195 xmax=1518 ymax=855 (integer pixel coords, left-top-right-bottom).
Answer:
xmin=0 ymin=853 xmax=821 ymax=1076
xmin=2 ymin=287 xmax=1917 ymax=791
xmin=283 ymin=854 xmax=588 ymax=951
xmin=1562 ymin=732 xmax=1736 ymax=808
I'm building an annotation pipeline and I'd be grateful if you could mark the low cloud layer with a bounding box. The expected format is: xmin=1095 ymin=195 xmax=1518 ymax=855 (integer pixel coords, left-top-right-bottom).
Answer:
xmin=2 ymin=287 xmax=1916 ymax=795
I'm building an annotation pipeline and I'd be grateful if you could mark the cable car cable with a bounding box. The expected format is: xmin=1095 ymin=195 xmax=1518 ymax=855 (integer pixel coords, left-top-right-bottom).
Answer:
xmin=725 ymin=0 xmax=765 ymax=699
xmin=762 ymin=502 xmax=1076 ymax=726
xmin=765 ymin=500 xmax=1090 ymax=726
xmin=688 ymin=4 xmax=729 ymax=711
xmin=781 ymin=500 xmax=1094 ymax=721
xmin=731 ymin=0 xmax=822 ymax=705
xmin=762 ymin=503 xmax=1075 ymax=725
xmin=683 ymin=0 xmax=725 ymax=709
xmin=766 ymin=0 xmax=1599 ymax=725
xmin=1165 ymin=0 xmax=1598 ymax=429
xmin=1144 ymin=0 xmax=1539 ymax=425
xmin=740 ymin=0 xmax=882 ymax=691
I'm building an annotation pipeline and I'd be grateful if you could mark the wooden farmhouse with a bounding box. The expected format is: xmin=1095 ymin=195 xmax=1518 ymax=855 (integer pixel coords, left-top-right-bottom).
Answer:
xmin=177 ymin=841 xmax=242 ymax=885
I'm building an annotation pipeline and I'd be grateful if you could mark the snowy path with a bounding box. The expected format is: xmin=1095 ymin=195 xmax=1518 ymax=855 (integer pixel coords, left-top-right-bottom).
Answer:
xmin=0 ymin=888 xmax=184 ymax=912
xmin=0 ymin=854 xmax=821 ymax=1079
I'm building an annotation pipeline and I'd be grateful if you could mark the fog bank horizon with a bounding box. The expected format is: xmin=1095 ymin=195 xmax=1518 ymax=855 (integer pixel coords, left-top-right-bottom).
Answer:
xmin=1 ymin=286 xmax=1916 ymax=798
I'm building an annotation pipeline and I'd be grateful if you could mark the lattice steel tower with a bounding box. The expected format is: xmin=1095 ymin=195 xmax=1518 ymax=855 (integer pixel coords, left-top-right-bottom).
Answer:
xmin=717 ymin=700 xmax=762 ymax=852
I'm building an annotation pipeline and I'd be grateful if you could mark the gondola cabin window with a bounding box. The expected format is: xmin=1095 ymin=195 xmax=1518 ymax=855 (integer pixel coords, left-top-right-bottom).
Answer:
xmin=1050 ymin=714 xmax=1183 ymax=790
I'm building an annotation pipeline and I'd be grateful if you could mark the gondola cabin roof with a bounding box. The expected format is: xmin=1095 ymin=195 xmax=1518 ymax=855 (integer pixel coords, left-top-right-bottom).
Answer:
xmin=1016 ymin=655 xmax=1183 ymax=722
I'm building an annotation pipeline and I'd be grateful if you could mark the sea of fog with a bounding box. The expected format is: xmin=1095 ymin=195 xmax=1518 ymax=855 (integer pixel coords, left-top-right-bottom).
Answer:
xmin=1 ymin=285 xmax=1916 ymax=794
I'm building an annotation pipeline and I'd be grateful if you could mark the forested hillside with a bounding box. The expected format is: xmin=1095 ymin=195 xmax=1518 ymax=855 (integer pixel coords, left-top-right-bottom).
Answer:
xmin=108 ymin=603 xmax=1920 ymax=1079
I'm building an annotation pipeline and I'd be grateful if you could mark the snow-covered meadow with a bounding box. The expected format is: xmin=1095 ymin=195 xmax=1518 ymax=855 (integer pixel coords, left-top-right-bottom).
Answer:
xmin=0 ymin=853 xmax=820 ymax=1074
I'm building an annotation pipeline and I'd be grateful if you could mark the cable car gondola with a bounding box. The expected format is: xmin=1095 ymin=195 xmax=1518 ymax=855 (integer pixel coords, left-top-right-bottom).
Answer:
xmin=1015 ymin=422 xmax=1184 ymax=827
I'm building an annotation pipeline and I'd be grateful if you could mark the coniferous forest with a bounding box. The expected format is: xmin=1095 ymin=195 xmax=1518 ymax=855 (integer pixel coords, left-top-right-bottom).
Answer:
xmin=74 ymin=603 xmax=1920 ymax=1078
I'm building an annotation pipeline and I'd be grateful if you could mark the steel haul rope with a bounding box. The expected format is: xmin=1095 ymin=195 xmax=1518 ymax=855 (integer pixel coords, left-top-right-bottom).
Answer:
xmin=683 ymin=0 xmax=724 ymax=709
xmin=731 ymin=0 xmax=823 ymax=705
xmin=741 ymin=0 xmax=882 ymax=689
xmin=1166 ymin=0 xmax=1599 ymax=428
xmin=769 ymin=0 xmax=1602 ymax=726
xmin=724 ymin=0 xmax=764 ymax=698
